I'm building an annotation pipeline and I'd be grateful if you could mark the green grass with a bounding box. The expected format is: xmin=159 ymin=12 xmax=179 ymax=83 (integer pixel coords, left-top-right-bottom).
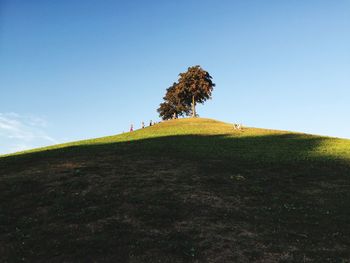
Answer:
xmin=2 ymin=118 xmax=350 ymax=161
xmin=1 ymin=118 xmax=350 ymax=262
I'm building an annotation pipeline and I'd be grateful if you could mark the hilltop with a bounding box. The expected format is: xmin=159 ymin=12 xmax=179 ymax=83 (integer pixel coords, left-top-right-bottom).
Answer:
xmin=1 ymin=118 xmax=350 ymax=262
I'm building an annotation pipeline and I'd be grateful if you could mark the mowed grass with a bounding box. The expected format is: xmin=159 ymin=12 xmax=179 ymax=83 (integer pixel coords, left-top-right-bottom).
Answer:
xmin=0 ymin=118 xmax=350 ymax=262
xmin=3 ymin=118 xmax=350 ymax=162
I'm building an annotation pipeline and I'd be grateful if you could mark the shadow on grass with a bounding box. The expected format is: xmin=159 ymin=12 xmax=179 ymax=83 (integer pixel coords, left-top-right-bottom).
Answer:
xmin=0 ymin=133 xmax=350 ymax=262
xmin=1 ymin=132 xmax=348 ymax=170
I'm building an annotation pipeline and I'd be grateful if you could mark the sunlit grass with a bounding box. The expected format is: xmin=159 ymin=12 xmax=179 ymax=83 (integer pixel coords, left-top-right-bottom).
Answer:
xmin=2 ymin=118 xmax=350 ymax=162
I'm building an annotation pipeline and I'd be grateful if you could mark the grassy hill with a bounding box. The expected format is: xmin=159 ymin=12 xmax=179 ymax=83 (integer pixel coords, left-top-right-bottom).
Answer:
xmin=1 ymin=118 xmax=350 ymax=262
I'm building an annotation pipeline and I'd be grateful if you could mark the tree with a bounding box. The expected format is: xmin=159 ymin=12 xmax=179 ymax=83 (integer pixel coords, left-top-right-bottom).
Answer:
xmin=157 ymin=101 xmax=176 ymax=120
xmin=157 ymin=65 xmax=215 ymax=119
xmin=176 ymin=65 xmax=215 ymax=117
xmin=157 ymin=82 xmax=190 ymax=120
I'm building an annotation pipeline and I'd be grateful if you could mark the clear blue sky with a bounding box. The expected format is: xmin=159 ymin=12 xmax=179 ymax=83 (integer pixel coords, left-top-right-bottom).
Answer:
xmin=1 ymin=0 xmax=349 ymax=154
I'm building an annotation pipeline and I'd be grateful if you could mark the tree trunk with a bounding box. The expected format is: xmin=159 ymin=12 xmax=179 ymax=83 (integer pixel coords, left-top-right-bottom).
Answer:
xmin=192 ymin=95 xmax=196 ymax=118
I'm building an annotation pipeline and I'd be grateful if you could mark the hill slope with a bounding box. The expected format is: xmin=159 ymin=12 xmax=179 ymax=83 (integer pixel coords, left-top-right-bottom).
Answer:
xmin=1 ymin=118 xmax=350 ymax=262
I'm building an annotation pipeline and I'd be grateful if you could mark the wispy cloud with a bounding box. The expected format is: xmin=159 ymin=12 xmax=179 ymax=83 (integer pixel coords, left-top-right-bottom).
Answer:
xmin=0 ymin=113 xmax=58 ymax=155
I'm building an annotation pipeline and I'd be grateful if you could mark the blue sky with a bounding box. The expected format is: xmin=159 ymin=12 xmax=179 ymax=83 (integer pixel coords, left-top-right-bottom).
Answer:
xmin=1 ymin=0 xmax=349 ymax=154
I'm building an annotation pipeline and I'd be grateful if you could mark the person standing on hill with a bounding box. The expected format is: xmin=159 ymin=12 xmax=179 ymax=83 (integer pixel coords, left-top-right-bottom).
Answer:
xmin=130 ymin=124 xmax=133 ymax=132
xmin=149 ymin=120 xmax=152 ymax=126
xmin=142 ymin=122 xmax=145 ymax=128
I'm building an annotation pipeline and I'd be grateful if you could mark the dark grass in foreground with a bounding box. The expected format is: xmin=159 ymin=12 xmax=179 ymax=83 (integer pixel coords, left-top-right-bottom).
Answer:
xmin=0 ymin=119 xmax=350 ymax=262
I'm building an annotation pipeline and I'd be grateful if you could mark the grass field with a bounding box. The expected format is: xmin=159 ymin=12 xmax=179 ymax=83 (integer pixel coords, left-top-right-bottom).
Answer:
xmin=1 ymin=118 xmax=350 ymax=262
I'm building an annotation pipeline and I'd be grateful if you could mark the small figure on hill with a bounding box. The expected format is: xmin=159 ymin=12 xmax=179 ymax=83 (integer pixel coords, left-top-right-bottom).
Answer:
xmin=130 ymin=124 xmax=134 ymax=132
xmin=149 ymin=120 xmax=152 ymax=126
xmin=142 ymin=122 xmax=145 ymax=128
xmin=233 ymin=123 xmax=242 ymax=130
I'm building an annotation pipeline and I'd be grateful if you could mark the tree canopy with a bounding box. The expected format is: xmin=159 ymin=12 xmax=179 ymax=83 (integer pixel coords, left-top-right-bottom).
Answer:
xmin=157 ymin=83 xmax=189 ymax=120
xmin=158 ymin=66 xmax=215 ymax=120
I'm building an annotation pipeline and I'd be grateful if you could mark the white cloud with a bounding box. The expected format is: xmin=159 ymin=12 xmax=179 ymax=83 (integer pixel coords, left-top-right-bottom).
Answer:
xmin=0 ymin=113 xmax=58 ymax=155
